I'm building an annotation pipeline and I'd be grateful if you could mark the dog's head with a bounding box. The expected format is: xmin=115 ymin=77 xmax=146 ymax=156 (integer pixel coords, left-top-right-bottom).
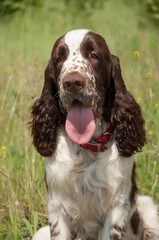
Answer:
xmin=31 ymin=29 xmax=146 ymax=157
xmin=51 ymin=29 xmax=110 ymax=110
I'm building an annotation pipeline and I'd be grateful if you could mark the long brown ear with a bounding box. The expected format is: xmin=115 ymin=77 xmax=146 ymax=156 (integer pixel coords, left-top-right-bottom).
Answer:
xmin=30 ymin=60 xmax=60 ymax=157
xmin=106 ymin=54 xmax=146 ymax=157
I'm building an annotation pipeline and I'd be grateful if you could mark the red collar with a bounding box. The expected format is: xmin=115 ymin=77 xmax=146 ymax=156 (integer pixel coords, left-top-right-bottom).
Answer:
xmin=80 ymin=125 xmax=114 ymax=152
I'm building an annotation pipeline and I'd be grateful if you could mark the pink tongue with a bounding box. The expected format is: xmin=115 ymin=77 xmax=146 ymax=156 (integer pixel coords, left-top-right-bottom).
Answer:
xmin=65 ymin=102 xmax=95 ymax=144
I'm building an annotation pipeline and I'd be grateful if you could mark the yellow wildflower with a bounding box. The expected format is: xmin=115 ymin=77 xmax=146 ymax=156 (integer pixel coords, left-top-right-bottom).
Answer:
xmin=137 ymin=98 xmax=141 ymax=103
xmin=149 ymin=131 xmax=153 ymax=135
xmin=155 ymin=104 xmax=158 ymax=108
xmin=146 ymin=72 xmax=152 ymax=78
xmin=1 ymin=146 xmax=7 ymax=151
xmin=134 ymin=51 xmax=140 ymax=57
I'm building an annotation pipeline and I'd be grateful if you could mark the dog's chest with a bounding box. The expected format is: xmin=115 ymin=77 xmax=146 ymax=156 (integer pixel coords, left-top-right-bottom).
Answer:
xmin=45 ymin=130 xmax=129 ymax=225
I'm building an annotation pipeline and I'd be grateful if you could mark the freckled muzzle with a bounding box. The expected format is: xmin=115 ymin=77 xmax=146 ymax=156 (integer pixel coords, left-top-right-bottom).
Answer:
xmin=58 ymin=50 xmax=98 ymax=109
xmin=60 ymin=71 xmax=97 ymax=109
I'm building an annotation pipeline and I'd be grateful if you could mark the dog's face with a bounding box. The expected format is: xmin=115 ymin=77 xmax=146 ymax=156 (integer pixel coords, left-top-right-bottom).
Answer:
xmin=31 ymin=29 xmax=146 ymax=157
xmin=50 ymin=29 xmax=111 ymax=110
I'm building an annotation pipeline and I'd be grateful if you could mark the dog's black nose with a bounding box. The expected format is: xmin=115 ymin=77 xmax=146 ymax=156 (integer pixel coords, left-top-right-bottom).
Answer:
xmin=63 ymin=72 xmax=85 ymax=93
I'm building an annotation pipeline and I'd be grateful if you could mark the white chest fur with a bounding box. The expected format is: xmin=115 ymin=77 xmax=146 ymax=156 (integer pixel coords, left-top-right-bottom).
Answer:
xmin=45 ymin=128 xmax=134 ymax=238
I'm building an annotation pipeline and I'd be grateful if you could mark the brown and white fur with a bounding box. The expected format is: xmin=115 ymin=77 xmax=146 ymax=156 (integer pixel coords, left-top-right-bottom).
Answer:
xmin=31 ymin=29 xmax=159 ymax=240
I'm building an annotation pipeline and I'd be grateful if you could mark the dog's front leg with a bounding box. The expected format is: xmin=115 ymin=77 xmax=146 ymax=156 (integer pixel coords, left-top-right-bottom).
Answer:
xmin=98 ymin=196 xmax=131 ymax=240
xmin=48 ymin=199 xmax=71 ymax=240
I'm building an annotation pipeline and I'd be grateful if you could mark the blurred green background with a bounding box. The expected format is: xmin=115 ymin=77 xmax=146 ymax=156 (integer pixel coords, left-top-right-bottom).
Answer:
xmin=0 ymin=0 xmax=159 ymax=239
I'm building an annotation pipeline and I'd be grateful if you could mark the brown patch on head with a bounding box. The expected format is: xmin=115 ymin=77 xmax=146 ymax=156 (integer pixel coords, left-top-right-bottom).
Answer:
xmin=80 ymin=31 xmax=111 ymax=101
xmin=51 ymin=35 xmax=69 ymax=81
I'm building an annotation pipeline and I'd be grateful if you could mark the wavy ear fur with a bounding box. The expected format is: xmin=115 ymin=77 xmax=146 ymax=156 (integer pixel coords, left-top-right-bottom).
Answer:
xmin=30 ymin=60 xmax=60 ymax=157
xmin=105 ymin=54 xmax=146 ymax=157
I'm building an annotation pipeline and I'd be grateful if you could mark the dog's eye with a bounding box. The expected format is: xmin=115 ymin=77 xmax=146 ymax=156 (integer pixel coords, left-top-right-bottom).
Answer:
xmin=54 ymin=57 xmax=62 ymax=65
xmin=90 ymin=52 xmax=99 ymax=60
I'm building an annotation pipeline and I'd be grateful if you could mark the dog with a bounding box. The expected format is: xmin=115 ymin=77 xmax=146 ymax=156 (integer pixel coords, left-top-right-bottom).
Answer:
xmin=31 ymin=29 xmax=159 ymax=240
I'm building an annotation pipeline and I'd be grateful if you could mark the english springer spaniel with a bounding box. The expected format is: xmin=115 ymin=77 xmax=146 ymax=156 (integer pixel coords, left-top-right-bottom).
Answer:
xmin=31 ymin=29 xmax=159 ymax=240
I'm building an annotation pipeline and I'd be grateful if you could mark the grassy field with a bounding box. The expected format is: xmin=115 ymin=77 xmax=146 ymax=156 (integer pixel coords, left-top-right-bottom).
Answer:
xmin=0 ymin=0 xmax=159 ymax=239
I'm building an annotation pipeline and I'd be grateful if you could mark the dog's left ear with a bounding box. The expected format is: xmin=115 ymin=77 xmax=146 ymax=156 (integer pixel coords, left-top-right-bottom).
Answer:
xmin=104 ymin=54 xmax=146 ymax=157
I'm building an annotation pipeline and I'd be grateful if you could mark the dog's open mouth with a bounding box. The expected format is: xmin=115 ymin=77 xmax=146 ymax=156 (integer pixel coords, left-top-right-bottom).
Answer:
xmin=65 ymin=100 xmax=96 ymax=144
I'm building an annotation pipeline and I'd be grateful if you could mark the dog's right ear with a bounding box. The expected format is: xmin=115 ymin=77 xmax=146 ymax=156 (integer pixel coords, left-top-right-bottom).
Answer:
xmin=30 ymin=60 xmax=59 ymax=157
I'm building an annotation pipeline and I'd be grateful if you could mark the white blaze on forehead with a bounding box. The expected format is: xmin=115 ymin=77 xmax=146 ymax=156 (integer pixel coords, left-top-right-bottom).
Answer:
xmin=59 ymin=29 xmax=96 ymax=90
xmin=60 ymin=29 xmax=90 ymax=76
xmin=64 ymin=29 xmax=90 ymax=54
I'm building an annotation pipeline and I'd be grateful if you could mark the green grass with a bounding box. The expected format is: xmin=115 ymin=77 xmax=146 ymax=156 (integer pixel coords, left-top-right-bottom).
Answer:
xmin=0 ymin=0 xmax=159 ymax=239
